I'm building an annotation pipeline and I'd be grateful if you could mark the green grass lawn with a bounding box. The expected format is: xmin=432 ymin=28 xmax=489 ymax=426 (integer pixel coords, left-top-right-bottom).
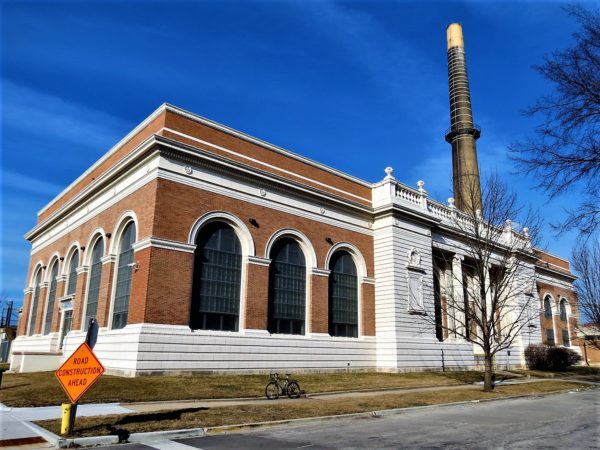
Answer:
xmin=1 ymin=370 xmax=487 ymax=407
xmin=34 ymin=381 xmax=590 ymax=438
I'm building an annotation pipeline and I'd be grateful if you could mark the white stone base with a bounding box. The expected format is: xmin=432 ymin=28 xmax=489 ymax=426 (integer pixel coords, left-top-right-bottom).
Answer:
xmin=57 ymin=323 xmax=377 ymax=377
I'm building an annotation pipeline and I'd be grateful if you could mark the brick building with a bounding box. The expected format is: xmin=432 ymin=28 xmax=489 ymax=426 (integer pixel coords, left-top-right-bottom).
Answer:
xmin=9 ymin=103 xmax=579 ymax=375
xmin=10 ymin=24 xmax=579 ymax=376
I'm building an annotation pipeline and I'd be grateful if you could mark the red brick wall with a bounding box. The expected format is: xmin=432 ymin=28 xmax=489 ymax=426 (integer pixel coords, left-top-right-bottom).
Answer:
xmin=149 ymin=178 xmax=375 ymax=333
xmin=21 ymin=167 xmax=377 ymax=339
xmin=310 ymin=275 xmax=329 ymax=334
xmin=537 ymin=281 xmax=578 ymax=346
xmin=244 ymin=263 xmax=269 ymax=330
xmin=362 ymin=283 xmax=375 ymax=336
xmin=17 ymin=181 xmax=159 ymax=337
xmin=143 ymin=247 xmax=194 ymax=325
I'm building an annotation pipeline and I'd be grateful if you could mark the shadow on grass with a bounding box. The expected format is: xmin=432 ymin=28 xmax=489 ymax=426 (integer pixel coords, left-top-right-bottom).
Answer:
xmin=115 ymin=407 xmax=209 ymax=425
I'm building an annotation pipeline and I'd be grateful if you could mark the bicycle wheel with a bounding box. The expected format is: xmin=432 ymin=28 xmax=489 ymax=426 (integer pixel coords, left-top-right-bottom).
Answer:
xmin=265 ymin=381 xmax=280 ymax=400
xmin=287 ymin=381 xmax=301 ymax=399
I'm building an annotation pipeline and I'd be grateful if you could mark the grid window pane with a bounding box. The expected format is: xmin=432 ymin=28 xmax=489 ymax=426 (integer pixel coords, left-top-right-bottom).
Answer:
xmin=27 ymin=270 xmax=43 ymax=336
xmin=112 ymin=223 xmax=136 ymax=330
xmin=191 ymin=223 xmax=242 ymax=331
xmin=66 ymin=250 xmax=79 ymax=295
xmin=84 ymin=238 xmax=104 ymax=331
xmin=59 ymin=310 xmax=73 ymax=349
xmin=329 ymin=252 xmax=358 ymax=338
xmin=268 ymin=239 xmax=306 ymax=335
xmin=544 ymin=296 xmax=553 ymax=319
xmin=559 ymin=300 xmax=568 ymax=321
xmin=43 ymin=262 xmax=59 ymax=335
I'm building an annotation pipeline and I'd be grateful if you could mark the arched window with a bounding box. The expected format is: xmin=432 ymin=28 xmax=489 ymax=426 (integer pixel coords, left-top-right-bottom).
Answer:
xmin=43 ymin=261 xmax=59 ymax=335
xmin=112 ymin=222 xmax=136 ymax=329
xmin=544 ymin=296 xmax=553 ymax=319
xmin=190 ymin=222 xmax=242 ymax=331
xmin=559 ymin=299 xmax=568 ymax=322
xmin=84 ymin=238 xmax=103 ymax=331
xmin=268 ymin=238 xmax=306 ymax=335
xmin=329 ymin=251 xmax=358 ymax=338
xmin=27 ymin=269 xmax=43 ymax=336
xmin=66 ymin=249 xmax=79 ymax=296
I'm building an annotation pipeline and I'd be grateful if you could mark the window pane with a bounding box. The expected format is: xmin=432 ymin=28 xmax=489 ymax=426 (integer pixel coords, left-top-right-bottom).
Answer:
xmin=84 ymin=238 xmax=104 ymax=331
xmin=268 ymin=239 xmax=305 ymax=335
xmin=66 ymin=250 xmax=79 ymax=295
xmin=112 ymin=223 xmax=136 ymax=329
xmin=27 ymin=270 xmax=43 ymax=335
xmin=191 ymin=223 xmax=242 ymax=331
xmin=560 ymin=301 xmax=567 ymax=321
xmin=43 ymin=262 xmax=59 ymax=334
xmin=329 ymin=252 xmax=358 ymax=338
xmin=544 ymin=297 xmax=553 ymax=319
xmin=59 ymin=310 xmax=73 ymax=349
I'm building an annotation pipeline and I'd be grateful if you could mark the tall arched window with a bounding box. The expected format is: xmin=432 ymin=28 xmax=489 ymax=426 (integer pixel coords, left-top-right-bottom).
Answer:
xmin=43 ymin=261 xmax=59 ymax=335
xmin=112 ymin=222 xmax=136 ymax=329
xmin=66 ymin=249 xmax=79 ymax=296
xmin=544 ymin=296 xmax=553 ymax=319
xmin=84 ymin=238 xmax=104 ymax=331
xmin=27 ymin=269 xmax=43 ymax=336
xmin=329 ymin=251 xmax=358 ymax=338
xmin=268 ymin=238 xmax=306 ymax=335
xmin=559 ymin=299 xmax=568 ymax=322
xmin=190 ymin=222 xmax=242 ymax=331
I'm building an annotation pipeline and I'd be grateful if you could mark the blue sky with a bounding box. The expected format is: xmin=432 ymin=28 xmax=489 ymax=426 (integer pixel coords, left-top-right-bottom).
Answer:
xmin=1 ymin=0 xmax=595 ymax=308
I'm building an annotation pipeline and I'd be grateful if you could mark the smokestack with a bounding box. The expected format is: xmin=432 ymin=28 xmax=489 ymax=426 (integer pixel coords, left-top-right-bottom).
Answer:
xmin=445 ymin=23 xmax=482 ymax=213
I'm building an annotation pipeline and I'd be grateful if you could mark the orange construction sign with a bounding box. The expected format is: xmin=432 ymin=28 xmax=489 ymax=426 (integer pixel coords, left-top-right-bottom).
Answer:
xmin=55 ymin=342 xmax=105 ymax=403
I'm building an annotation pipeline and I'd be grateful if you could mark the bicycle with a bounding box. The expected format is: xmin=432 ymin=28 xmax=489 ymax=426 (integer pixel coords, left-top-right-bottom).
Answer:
xmin=265 ymin=372 xmax=301 ymax=400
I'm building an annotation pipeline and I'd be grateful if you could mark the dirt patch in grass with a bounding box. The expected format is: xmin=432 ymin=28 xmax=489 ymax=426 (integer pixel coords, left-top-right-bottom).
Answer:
xmin=0 ymin=370 xmax=487 ymax=407
xmin=35 ymin=381 xmax=588 ymax=438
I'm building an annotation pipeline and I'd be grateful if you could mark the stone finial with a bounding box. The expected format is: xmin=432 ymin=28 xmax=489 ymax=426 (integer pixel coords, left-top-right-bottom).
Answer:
xmin=523 ymin=227 xmax=530 ymax=237
xmin=448 ymin=197 xmax=455 ymax=208
xmin=505 ymin=219 xmax=513 ymax=230
xmin=475 ymin=209 xmax=482 ymax=220
xmin=417 ymin=180 xmax=425 ymax=192
xmin=384 ymin=167 xmax=395 ymax=180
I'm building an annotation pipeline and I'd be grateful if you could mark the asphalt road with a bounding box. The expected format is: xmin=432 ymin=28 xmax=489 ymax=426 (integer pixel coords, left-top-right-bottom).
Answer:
xmin=106 ymin=389 xmax=599 ymax=449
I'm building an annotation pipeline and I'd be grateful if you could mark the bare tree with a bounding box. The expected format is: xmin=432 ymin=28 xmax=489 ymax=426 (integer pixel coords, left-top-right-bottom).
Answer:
xmin=572 ymin=239 xmax=600 ymax=349
xmin=431 ymin=175 xmax=541 ymax=391
xmin=510 ymin=5 xmax=600 ymax=236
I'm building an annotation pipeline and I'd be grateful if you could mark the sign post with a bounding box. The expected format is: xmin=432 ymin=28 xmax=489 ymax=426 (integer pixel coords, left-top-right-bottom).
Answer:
xmin=55 ymin=319 xmax=104 ymax=435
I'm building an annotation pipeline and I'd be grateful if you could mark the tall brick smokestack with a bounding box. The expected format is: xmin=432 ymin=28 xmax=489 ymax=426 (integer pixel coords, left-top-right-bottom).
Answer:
xmin=445 ymin=23 xmax=482 ymax=213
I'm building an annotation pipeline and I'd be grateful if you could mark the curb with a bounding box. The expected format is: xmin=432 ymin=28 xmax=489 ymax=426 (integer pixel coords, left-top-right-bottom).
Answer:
xmin=32 ymin=386 xmax=594 ymax=448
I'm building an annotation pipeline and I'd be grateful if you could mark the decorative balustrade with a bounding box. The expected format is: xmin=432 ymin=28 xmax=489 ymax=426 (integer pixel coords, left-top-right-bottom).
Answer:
xmin=392 ymin=178 xmax=530 ymax=249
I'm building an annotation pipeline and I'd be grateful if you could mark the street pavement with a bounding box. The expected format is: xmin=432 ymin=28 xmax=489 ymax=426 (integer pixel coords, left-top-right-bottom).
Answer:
xmin=103 ymin=389 xmax=599 ymax=450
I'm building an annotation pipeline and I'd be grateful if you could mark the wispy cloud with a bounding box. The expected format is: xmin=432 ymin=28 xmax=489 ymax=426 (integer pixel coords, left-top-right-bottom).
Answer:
xmin=296 ymin=2 xmax=445 ymax=110
xmin=2 ymin=170 xmax=64 ymax=198
xmin=2 ymin=79 xmax=131 ymax=150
